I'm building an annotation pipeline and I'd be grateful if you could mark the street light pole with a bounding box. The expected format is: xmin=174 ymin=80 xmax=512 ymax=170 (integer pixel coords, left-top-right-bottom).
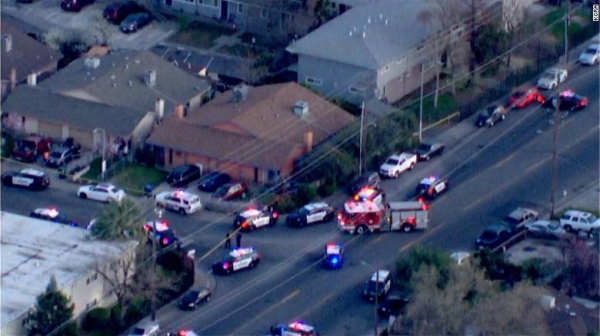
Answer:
xmin=550 ymin=87 xmax=561 ymax=219
xmin=564 ymin=1 xmax=570 ymax=65
xmin=359 ymin=101 xmax=365 ymax=176
xmin=419 ymin=62 xmax=425 ymax=141
xmin=150 ymin=208 xmax=162 ymax=322
xmin=93 ymin=128 xmax=106 ymax=181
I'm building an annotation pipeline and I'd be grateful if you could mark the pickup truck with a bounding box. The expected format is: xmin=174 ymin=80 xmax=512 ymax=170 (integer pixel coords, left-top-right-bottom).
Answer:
xmin=379 ymin=152 xmax=417 ymax=178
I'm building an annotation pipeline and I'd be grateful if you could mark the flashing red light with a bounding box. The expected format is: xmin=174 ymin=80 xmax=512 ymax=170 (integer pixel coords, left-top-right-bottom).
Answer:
xmin=272 ymin=212 xmax=278 ymax=219
xmin=242 ymin=221 xmax=248 ymax=228
xmin=143 ymin=224 xmax=150 ymax=232
xmin=421 ymin=203 xmax=429 ymax=211
xmin=427 ymin=189 xmax=434 ymax=195
xmin=162 ymin=237 xmax=169 ymax=245
xmin=353 ymin=195 xmax=360 ymax=201
xmin=407 ymin=217 xmax=415 ymax=224
xmin=223 ymin=262 xmax=230 ymax=269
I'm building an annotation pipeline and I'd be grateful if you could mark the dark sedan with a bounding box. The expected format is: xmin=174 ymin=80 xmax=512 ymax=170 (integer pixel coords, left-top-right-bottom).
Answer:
xmin=475 ymin=224 xmax=514 ymax=252
xmin=197 ymin=172 xmax=231 ymax=192
xmin=120 ymin=12 xmax=152 ymax=33
xmin=415 ymin=141 xmax=445 ymax=161
xmin=542 ymin=89 xmax=588 ymax=112
xmin=178 ymin=288 xmax=211 ymax=310
xmin=377 ymin=295 xmax=410 ymax=317
xmin=103 ymin=1 xmax=145 ymax=24
xmin=60 ymin=0 xmax=94 ymax=12
xmin=475 ymin=105 xmax=507 ymax=127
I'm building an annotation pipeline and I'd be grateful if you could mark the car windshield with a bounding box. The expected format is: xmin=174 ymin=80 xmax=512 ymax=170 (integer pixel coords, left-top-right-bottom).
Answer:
xmin=548 ymin=223 xmax=561 ymax=230
xmin=542 ymin=73 xmax=554 ymax=80
xmin=20 ymin=140 xmax=36 ymax=149
xmin=222 ymin=255 xmax=235 ymax=263
xmin=480 ymin=110 xmax=491 ymax=117
xmin=417 ymin=144 xmax=432 ymax=151
xmin=480 ymin=230 xmax=497 ymax=241
xmin=214 ymin=187 xmax=228 ymax=196
xmin=385 ymin=158 xmax=399 ymax=165
xmin=183 ymin=291 xmax=199 ymax=300
xmin=297 ymin=208 xmax=310 ymax=215
xmin=130 ymin=328 xmax=146 ymax=335
xmin=588 ymin=215 xmax=598 ymax=222
xmin=50 ymin=152 xmax=63 ymax=158
xmin=512 ymin=91 xmax=525 ymax=98
xmin=585 ymin=48 xmax=596 ymax=54
xmin=365 ymin=280 xmax=384 ymax=292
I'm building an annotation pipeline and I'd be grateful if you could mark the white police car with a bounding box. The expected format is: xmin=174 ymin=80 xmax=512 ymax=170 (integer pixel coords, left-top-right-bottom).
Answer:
xmin=212 ymin=247 xmax=260 ymax=275
xmin=415 ymin=176 xmax=448 ymax=199
xmin=322 ymin=243 xmax=343 ymax=269
xmin=286 ymin=202 xmax=336 ymax=227
xmin=233 ymin=208 xmax=278 ymax=232
xmin=155 ymin=190 xmax=202 ymax=215
xmin=270 ymin=321 xmax=318 ymax=336
xmin=2 ymin=168 xmax=50 ymax=190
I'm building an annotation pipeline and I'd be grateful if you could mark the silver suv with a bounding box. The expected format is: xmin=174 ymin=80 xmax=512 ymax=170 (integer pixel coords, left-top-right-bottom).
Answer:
xmin=559 ymin=210 xmax=600 ymax=233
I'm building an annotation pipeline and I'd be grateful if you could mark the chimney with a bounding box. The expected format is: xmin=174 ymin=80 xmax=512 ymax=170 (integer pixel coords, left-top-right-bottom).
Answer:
xmin=304 ymin=131 xmax=314 ymax=152
xmin=9 ymin=68 xmax=16 ymax=90
xmin=2 ymin=34 xmax=12 ymax=53
xmin=144 ymin=70 xmax=156 ymax=87
xmin=27 ymin=73 xmax=37 ymax=87
xmin=84 ymin=57 xmax=100 ymax=69
xmin=293 ymin=100 xmax=309 ymax=118
xmin=232 ymin=83 xmax=248 ymax=102
xmin=174 ymin=104 xmax=185 ymax=119
xmin=155 ymin=98 xmax=165 ymax=119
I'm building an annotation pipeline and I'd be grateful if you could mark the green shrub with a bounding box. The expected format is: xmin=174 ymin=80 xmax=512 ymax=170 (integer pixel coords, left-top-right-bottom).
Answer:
xmin=1 ymin=135 xmax=15 ymax=158
xmin=125 ymin=297 xmax=151 ymax=326
xmin=82 ymin=307 xmax=112 ymax=332
xmin=296 ymin=183 xmax=317 ymax=205
xmin=318 ymin=178 xmax=337 ymax=197
xmin=274 ymin=195 xmax=296 ymax=213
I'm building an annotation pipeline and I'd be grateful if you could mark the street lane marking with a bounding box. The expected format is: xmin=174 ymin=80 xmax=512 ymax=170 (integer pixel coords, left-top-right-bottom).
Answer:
xmin=226 ymin=290 xmax=300 ymax=336
xmin=365 ymin=236 xmax=384 ymax=247
xmin=491 ymin=152 xmax=516 ymax=170
xmin=293 ymin=293 xmax=336 ymax=321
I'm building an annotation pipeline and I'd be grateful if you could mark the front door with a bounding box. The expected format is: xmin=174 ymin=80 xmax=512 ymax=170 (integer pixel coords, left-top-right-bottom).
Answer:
xmin=220 ymin=1 xmax=228 ymax=20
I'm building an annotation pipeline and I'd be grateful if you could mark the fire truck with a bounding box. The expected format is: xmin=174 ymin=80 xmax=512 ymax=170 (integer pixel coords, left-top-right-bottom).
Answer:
xmin=337 ymin=200 xmax=429 ymax=234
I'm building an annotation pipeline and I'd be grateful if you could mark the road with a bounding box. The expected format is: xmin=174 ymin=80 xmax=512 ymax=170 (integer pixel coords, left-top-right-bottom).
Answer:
xmin=1 ymin=64 xmax=598 ymax=335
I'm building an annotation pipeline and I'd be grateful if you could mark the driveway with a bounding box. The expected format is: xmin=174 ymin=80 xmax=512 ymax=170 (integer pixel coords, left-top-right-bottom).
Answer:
xmin=1 ymin=0 xmax=176 ymax=50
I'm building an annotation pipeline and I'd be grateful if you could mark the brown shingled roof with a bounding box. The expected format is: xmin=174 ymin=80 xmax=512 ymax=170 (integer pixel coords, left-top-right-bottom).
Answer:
xmin=1 ymin=21 xmax=61 ymax=82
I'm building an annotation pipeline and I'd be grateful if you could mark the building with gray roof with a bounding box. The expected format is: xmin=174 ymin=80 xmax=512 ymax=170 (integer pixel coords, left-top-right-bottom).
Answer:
xmin=0 ymin=212 xmax=138 ymax=336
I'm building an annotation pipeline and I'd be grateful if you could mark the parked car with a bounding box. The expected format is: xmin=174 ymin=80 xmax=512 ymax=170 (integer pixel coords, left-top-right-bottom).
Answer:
xmin=286 ymin=202 xmax=336 ymax=227
xmin=166 ymin=164 xmax=201 ymax=187
xmin=536 ymin=68 xmax=568 ymax=90
xmin=415 ymin=141 xmax=445 ymax=161
xmin=475 ymin=223 xmax=514 ymax=252
xmin=120 ymin=12 xmax=152 ymax=33
xmin=559 ymin=210 xmax=600 ymax=234
xmin=2 ymin=168 xmax=50 ymax=190
xmin=347 ymin=171 xmax=381 ymax=195
xmin=377 ymin=295 xmax=410 ymax=317
xmin=143 ymin=221 xmax=179 ymax=248
xmin=46 ymin=146 xmax=76 ymax=168
xmin=502 ymin=207 xmax=539 ymax=231
xmin=578 ymin=43 xmax=600 ymax=65
xmin=30 ymin=208 xmax=78 ymax=227
xmin=178 ymin=288 xmax=211 ymax=310
xmin=475 ymin=105 xmax=507 ymax=127
xmin=211 ymin=182 xmax=248 ymax=201
xmin=525 ymin=220 xmax=567 ymax=239
xmin=12 ymin=135 xmax=52 ymax=163
xmin=363 ymin=270 xmax=392 ymax=301
xmin=155 ymin=190 xmax=202 ymax=215
xmin=506 ymin=86 xmax=545 ymax=109
xmin=379 ymin=152 xmax=417 ymax=178
xmin=78 ymin=183 xmax=126 ymax=203
xmin=128 ymin=321 xmax=159 ymax=336
xmin=270 ymin=322 xmax=318 ymax=336
xmin=60 ymin=0 xmax=95 ymax=12
xmin=197 ymin=172 xmax=231 ymax=192
xmin=103 ymin=1 xmax=145 ymax=24
xmin=542 ymin=89 xmax=588 ymax=112
xmin=61 ymin=137 xmax=81 ymax=159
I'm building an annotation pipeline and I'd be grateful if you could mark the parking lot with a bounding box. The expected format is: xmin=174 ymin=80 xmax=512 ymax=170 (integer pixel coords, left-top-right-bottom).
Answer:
xmin=2 ymin=0 xmax=176 ymax=50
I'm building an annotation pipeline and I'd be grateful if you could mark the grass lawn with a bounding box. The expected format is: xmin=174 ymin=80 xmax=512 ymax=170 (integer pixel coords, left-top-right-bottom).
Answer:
xmin=81 ymin=157 xmax=102 ymax=181
xmin=406 ymin=92 xmax=459 ymax=126
xmin=169 ymin=21 xmax=235 ymax=49
xmin=111 ymin=164 xmax=166 ymax=196
xmin=543 ymin=7 xmax=589 ymax=42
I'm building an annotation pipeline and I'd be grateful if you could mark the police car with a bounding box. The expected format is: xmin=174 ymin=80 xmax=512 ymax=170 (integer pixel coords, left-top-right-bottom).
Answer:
xmin=155 ymin=190 xmax=202 ymax=215
xmin=2 ymin=168 xmax=50 ymax=190
xmin=322 ymin=243 xmax=343 ymax=269
xmin=30 ymin=208 xmax=78 ymax=227
xmin=143 ymin=221 xmax=179 ymax=248
xmin=270 ymin=321 xmax=318 ymax=336
xmin=363 ymin=270 xmax=392 ymax=301
xmin=286 ymin=202 xmax=336 ymax=227
xmin=233 ymin=208 xmax=278 ymax=232
xmin=212 ymin=247 xmax=260 ymax=275
xmin=415 ymin=176 xmax=448 ymax=200
xmin=352 ymin=187 xmax=384 ymax=204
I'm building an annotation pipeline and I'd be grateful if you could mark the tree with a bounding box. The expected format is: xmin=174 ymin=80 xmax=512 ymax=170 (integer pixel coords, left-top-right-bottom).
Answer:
xmin=394 ymin=245 xmax=452 ymax=293
xmin=27 ymin=276 xmax=77 ymax=336
xmin=502 ymin=0 xmax=524 ymax=67
xmin=559 ymin=236 xmax=600 ymax=300
xmin=471 ymin=23 xmax=508 ymax=75
xmin=91 ymin=198 xmax=144 ymax=242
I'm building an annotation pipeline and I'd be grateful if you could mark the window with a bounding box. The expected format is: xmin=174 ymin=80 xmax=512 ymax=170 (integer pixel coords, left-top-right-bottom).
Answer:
xmin=237 ymin=3 xmax=243 ymax=13
xmin=305 ymin=76 xmax=323 ymax=86
xmin=261 ymin=9 xmax=268 ymax=19
xmin=86 ymin=299 xmax=98 ymax=311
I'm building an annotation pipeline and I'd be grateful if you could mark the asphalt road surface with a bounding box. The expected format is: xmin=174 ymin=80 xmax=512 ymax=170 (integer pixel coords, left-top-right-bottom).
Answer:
xmin=1 ymin=64 xmax=598 ymax=335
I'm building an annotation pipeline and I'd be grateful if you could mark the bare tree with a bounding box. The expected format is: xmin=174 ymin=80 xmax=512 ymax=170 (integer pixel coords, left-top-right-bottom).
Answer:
xmin=502 ymin=0 xmax=524 ymax=67
xmin=236 ymin=50 xmax=269 ymax=85
xmin=559 ymin=236 xmax=600 ymax=299
xmin=94 ymin=245 xmax=139 ymax=326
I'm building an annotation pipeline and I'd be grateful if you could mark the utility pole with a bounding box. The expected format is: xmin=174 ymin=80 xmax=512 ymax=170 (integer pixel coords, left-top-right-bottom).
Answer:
xmin=374 ymin=268 xmax=379 ymax=336
xmin=359 ymin=101 xmax=365 ymax=176
xmin=550 ymin=85 xmax=561 ymax=219
xmin=565 ymin=0 xmax=570 ymax=64
xmin=419 ymin=62 xmax=425 ymax=141
xmin=150 ymin=208 xmax=163 ymax=322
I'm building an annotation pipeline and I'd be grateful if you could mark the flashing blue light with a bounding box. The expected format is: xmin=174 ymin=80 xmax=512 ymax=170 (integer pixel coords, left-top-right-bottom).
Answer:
xmin=331 ymin=257 xmax=339 ymax=264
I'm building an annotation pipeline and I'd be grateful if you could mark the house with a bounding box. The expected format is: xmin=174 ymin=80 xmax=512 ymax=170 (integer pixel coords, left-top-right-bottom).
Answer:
xmin=0 ymin=212 xmax=138 ymax=336
xmin=1 ymin=20 xmax=61 ymax=101
xmin=147 ymin=82 xmax=355 ymax=183
xmin=2 ymin=49 xmax=211 ymax=151
xmin=286 ymin=0 xmax=503 ymax=105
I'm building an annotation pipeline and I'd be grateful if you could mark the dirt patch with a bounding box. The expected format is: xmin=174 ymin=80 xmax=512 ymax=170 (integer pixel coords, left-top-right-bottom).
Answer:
xmin=169 ymin=21 xmax=235 ymax=49
xmin=506 ymin=239 xmax=565 ymax=265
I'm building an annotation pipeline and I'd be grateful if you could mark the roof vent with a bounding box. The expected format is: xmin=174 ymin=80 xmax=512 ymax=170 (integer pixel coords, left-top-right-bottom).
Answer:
xmin=232 ymin=84 xmax=248 ymax=102
xmin=293 ymin=100 xmax=309 ymax=118
xmin=84 ymin=57 xmax=100 ymax=69
xmin=2 ymin=34 xmax=12 ymax=53
xmin=144 ymin=70 xmax=156 ymax=87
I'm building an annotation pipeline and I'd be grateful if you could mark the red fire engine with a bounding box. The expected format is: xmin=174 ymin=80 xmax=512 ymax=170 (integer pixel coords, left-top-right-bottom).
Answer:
xmin=337 ymin=200 xmax=429 ymax=234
